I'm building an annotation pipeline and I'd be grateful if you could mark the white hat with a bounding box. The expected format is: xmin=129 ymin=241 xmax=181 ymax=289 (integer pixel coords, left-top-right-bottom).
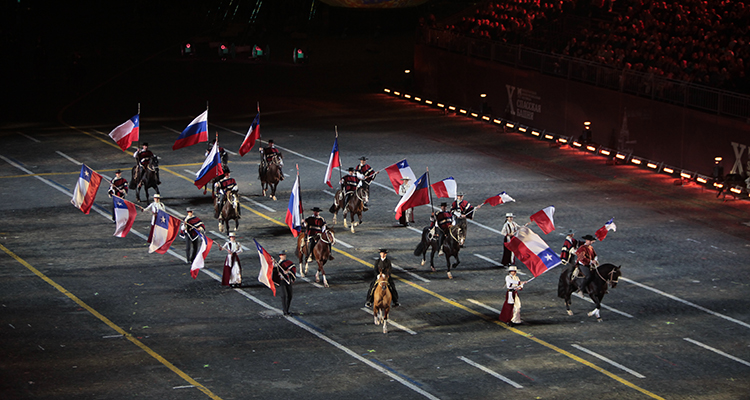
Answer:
xmin=508 ymin=266 xmax=518 ymax=272
xmin=505 ymin=212 xmax=514 ymax=217
xmin=229 ymin=232 xmax=236 ymax=237
xmin=153 ymin=194 xmax=161 ymax=198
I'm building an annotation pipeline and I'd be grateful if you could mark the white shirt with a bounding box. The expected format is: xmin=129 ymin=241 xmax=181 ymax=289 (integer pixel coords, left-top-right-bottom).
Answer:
xmin=501 ymin=219 xmax=519 ymax=237
xmin=505 ymin=274 xmax=522 ymax=290
xmin=144 ymin=201 xmax=165 ymax=223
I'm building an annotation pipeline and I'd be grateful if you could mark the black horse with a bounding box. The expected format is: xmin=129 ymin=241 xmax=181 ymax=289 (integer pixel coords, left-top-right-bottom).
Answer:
xmin=329 ymin=187 xmax=367 ymax=233
xmin=558 ymin=263 xmax=621 ymax=321
xmin=414 ymin=225 xmax=462 ymax=279
xmin=130 ymin=156 xmax=160 ymax=202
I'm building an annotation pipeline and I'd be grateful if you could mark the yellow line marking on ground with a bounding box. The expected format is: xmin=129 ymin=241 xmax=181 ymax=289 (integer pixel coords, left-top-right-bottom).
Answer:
xmin=0 ymin=164 xmax=204 ymax=179
xmin=0 ymin=243 xmax=223 ymax=400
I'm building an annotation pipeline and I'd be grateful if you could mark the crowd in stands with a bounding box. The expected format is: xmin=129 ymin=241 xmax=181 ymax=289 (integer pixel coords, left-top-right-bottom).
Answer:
xmin=435 ymin=0 xmax=750 ymax=92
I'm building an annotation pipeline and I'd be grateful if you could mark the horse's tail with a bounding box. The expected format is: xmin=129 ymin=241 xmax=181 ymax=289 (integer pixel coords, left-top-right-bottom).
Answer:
xmin=329 ymin=203 xmax=337 ymax=214
xmin=414 ymin=228 xmax=429 ymax=256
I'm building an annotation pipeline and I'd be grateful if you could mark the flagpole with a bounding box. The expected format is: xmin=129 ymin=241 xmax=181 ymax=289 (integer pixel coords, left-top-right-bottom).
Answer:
xmin=426 ymin=167 xmax=434 ymax=212
xmin=335 ymin=126 xmax=342 ymax=186
xmin=297 ymin=163 xmax=305 ymax=222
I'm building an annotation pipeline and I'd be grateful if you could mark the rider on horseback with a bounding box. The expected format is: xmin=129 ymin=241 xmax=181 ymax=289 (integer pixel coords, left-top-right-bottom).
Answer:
xmin=215 ymin=169 xmax=239 ymax=218
xmin=259 ymin=139 xmax=283 ymax=180
xmin=303 ymin=207 xmax=332 ymax=260
xmin=430 ymin=202 xmax=453 ymax=256
xmin=206 ymin=139 xmax=228 ymax=169
xmin=451 ymin=193 xmax=477 ymax=220
xmin=340 ymin=167 xmax=360 ymax=209
xmin=133 ymin=142 xmax=160 ymax=185
xmin=574 ymin=234 xmax=598 ymax=293
xmin=560 ymin=230 xmax=579 ymax=265
xmin=365 ymin=249 xmax=399 ymax=308
xmin=355 ymin=157 xmax=378 ymax=210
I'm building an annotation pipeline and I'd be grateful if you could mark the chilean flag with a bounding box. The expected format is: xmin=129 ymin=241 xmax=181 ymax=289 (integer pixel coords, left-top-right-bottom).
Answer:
xmin=395 ymin=172 xmax=430 ymax=220
xmin=71 ymin=164 xmax=102 ymax=214
xmin=385 ymin=159 xmax=417 ymax=194
xmin=482 ymin=191 xmax=516 ymax=206
xmin=194 ymin=141 xmax=225 ymax=188
xmin=173 ymin=110 xmax=208 ymax=150
xmin=108 ymin=115 xmax=140 ymax=151
xmin=149 ymin=210 xmax=181 ymax=254
xmin=239 ymin=112 xmax=260 ymax=156
xmin=113 ymin=197 xmax=137 ymax=237
xmin=324 ymin=137 xmax=341 ymax=188
xmin=505 ymin=226 xmax=562 ymax=277
xmin=190 ymin=232 xmax=214 ymax=279
xmin=254 ymin=239 xmax=277 ymax=296
xmin=530 ymin=205 xmax=555 ymax=234
xmin=595 ymin=217 xmax=617 ymax=241
xmin=431 ymin=177 xmax=457 ymax=198
xmin=285 ymin=175 xmax=303 ymax=237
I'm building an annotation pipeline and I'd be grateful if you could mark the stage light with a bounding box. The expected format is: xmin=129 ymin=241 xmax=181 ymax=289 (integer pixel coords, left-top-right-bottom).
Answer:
xmin=600 ymin=149 xmax=611 ymax=156
xmin=714 ymin=182 xmax=724 ymax=188
xmin=437 ymin=103 xmax=445 ymax=108
xmin=544 ymin=134 xmax=554 ymax=140
xmin=572 ymin=141 xmax=582 ymax=148
xmin=647 ymin=162 xmax=658 ymax=169
xmin=384 ymin=88 xmax=391 ymax=93
xmin=459 ymin=109 xmax=467 ymax=114
xmin=425 ymin=100 xmax=433 ymax=105
xmin=404 ymin=94 xmax=411 ymax=99
xmin=414 ymin=97 xmax=421 ymax=102
xmin=470 ymin=112 xmax=478 ymax=117
xmin=405 ymin=69 xmax=411 ymax=74
xmin=394 ymin=91 xmax=401 ymax=96
xmin=493 ymin=119 xmax=502 ymax=124
xmin=480 ymin=93 xmax=487 ymax=98
xmin=586 ymin=145 xmax=597 ymax=152
xmin=558 ymin=138 xmax=568 ymax=144
xmin=182 ymin=43 xmax=193 ymax=56
xmin=680 ymin=171 xmax=693 ymax=179
xmin=630 ymin=158 xmax=642 ymax=165
xmin=448 ymin=105 xmax=456 ymax=111
xmin=482 ymin=116 xmax=490 ymax=121
xmin=615 ymin=153 xmax=626 ymax=160
xmin=696 ymin=176 xmax=708 ymax=184
xmin=662 ymin=166 xmax=674 ymax=174
xmin=518 ymin=126 xmax=527 ymax=132
xmin=730 ymin=187 xmax=742 ymax=194
xmin=531 ymin=130 xmax=541 ymax=136
xmin=505 ymin=122 xmax=515 ymax=128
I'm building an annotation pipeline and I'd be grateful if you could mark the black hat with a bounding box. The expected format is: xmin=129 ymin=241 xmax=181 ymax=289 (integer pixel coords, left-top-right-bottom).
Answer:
xmin=311 ymin=206 xmax=322 ymax=212
xmin=115 ymin=169 xmax=122 ymax=174
xmin=268 ymin=139 xmax=274 ymax=144
xmin=224 ymin=168 xmax=231 ymax=173
xmin=359 ymin=156 xmax=368 ymax=161
xmin=440 ymin=202 xmax=448 ymax=207
xmin=279 ymin=250 xmax=287 ymax=255
xmin=581 ymin=234 xmax=597 ymax=241
xmin=378 ymin=248 xmax=388 ymax=253
xmin=142 ymin=142 xmax=149 ymax=146
xmin=348 ymin=167 xmax=355 ymax=172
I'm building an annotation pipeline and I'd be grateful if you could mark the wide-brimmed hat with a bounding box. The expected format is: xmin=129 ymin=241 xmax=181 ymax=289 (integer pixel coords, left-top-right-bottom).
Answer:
xmin=142 ymin=142 xmax=149 ymax=146
xmin=508 ymin=266 xmax=518 ymax=272
xmin=505 ymin=212 xmax=514 ymax=217
xmin=311 ymin=206 xmax=322 ymax=212
xmin=359 ymin=156 xmax=368 ymax=161
xmin=224 ymin=168 xmax=231 ymax=174
xmin=581 ymin=234 xmax=597 ymax=241
xmin=153 ymin=194 xmax=161 ymax=198
xmin=268 ymin=139 xmax=274 ymax=144
xmin=115 ymin=169 xmax=122 ymax=174
xmin=402 ymin=177 xmax=411 ymax=181
xmin=229 ymin=232 xmax=236 ymax=237
xmin=378 ymin=248 xmax=388 ymax=253
xmin=348 ymin=167 xmax=355 ymax=172
xmin=186 ymin=207 xmax=194 ymax=212
xmin=279 ymin=250 xmax=287 ymax=255
xmin=566 ymin=229 xmax=575 ymax=235
xmin=440 ymin=202 xmax=448 ymax=207
xmin=457 ymin=192 xmax=465 ymax=196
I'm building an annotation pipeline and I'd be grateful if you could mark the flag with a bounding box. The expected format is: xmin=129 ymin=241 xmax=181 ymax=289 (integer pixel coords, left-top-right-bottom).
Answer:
xmin=239 ymin=112 xmax=260 ymax=156
xmin=323 ymin=137 xmax=341 ymax=188
xmin=190 ymin=232 xmax=214 ymax=279
xmin=149 ymin=210 xmax=181 ymax=254
xmin=431 ymin=177 xmax=457 ymax=198
xmin=384 ymin=159 xmax=417 ymax=193
xmin=173 ymin=110 xmax=208 ymax=150
xmin=505 ymin=226 xmax=562 ymax=277
xmin=71 ymin=164 xmax=102 ymax=214
xmin=194 ymin=141 xmax=225 ymax=188
xmin=530 ymin=205 xmax=555 ymax=234
xmin=285 ymin=175 xmax=303 ymax=237
xmin=395 ymin=172 xmax=430 ymax=220
xmin=254 ymin=239 xmax=277 ymax=296
xmin=482 ymin=191 xmax=515 ymax=206
xmin=595 ymin=218 xmax=617 ymax=241
xmin=113 ymin=197 xmax=137 ymax=237
xmin=108 ymin=115 xmax=139 ymax=151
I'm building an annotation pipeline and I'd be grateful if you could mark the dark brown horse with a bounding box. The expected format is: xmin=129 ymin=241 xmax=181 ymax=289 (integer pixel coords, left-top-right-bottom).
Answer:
xmin=372 ymin=272 xmax=392 ymax=334
xmin=558 ymin=263 xmax=622 ymax=321
xmin=329 ymin=187 xmax=367 ymax=233
xmin=130 ymin=156 xmax=159 ymax=202
xmin=214 ymin=190 xmax=240 ymax=233
xmin=295 ymin=229 xmax=336 ymax=287
xmin=259 ymin=155 xmax=283 ymax=200
xmin=414 ymin=225 xmax=462 ymax=279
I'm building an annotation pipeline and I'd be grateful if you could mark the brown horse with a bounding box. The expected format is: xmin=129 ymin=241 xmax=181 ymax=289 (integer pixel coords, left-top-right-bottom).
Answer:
xmin=372 ymin=272 xmax=392 ymax=334
xmin=558 ymin=263 xmax=622 ymax=321
xmin=259 ymin=155 xmax=283 ymax=200
xmin=295 ymin=229 xmax=335 ymax=287
xmin=130 ymin=156 xmax=160 ymax=202
xmin=214 ymin=191 xmax=240 ymax=233
xmin=329 ymin=187 xmax=367 ymax=233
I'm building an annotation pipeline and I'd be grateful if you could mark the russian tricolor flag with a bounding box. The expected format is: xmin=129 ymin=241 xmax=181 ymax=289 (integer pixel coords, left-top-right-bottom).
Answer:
xmin=149 ymin=210 xmax=181 ymax=254
xmin=113 ymin=197 xmax=137 ymax=237
xmin=108 ymin=115 xmax=140 ymax=151
xmin=431 ymin=177 xmax=457 ymax=198
xmin=70 ymin=164 xmax=102 ymax=214
xmin=239 ymin=112 xmax=260 ymax=156
xmin=173 ymin=110 xmax=208 ymax=150
xmin=324 ymin=137 xmax=341 ymax=188
xmin=384 ymin=159 xmax=417 ymax=194
xmin=190 ymin=232 xmax=214 ymax=279
xmin=194 ymin=141 xmax=225 ymax=188
xmin=482 ymin=191 xmax=515 ymax=206
xmin=285 ymin=174 xmax=303 ymax=237
xmin=530 ymin=205 xmax=555 ymax=234
xmin=254 ymin=239 xmax=277 ymax=296
xmin=595 ymin=218 xmax=617 ymax=241
xmin=504 ymin=226 xmax=562 ymax=277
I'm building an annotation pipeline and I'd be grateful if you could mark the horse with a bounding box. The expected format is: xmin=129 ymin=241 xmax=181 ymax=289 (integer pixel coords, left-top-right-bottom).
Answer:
xmin=413 ymin=225 xmax=462 ymax=279
xmin=214 ymin=190 xmax=240 ymax=233
xmin=557 ymin=263 xmax=622 ymax=321
xmin=454 ymin=217 xmax=468 ymax=247
xmin=372 ymin=272 xmax=392 ymax=334
xmin=329 ymin=187 xmax=367 ymax=233
xmin=130 ymin=156 xmax=160 ymax=202
xmin=295 ymin=229 xmax=336 ymax=287
xmin=259 ymin=155 xmax=283 ymax=200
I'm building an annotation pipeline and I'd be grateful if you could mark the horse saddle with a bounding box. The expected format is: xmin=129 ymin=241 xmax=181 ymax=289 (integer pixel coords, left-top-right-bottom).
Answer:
xmin=572 ymin=266 xmax=584 ymax=278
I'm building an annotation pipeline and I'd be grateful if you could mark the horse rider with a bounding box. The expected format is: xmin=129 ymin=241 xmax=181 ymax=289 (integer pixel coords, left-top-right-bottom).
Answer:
xmin=560 ymin=229 xmax=579 ymax=265
xmin=214 ymin=168 xmax=239 ymax=218
xmin=430 ymin=202 xmax=453 ymax=256
xmin=451 ymin=192 xmax=479 ymax=220
xmin=355 ymin=157 xmax=378 ymax=210
xmin=303 ymin=207 xmax=333 ymax=260
xmin=365 ymin=248 xmax=400 ymax=308
xmin=574 ymin=234 xmax=598 ymax=293
xmin=500 ymin=212 xmax=520 ymax=267
xmin=206 ymin=138 xmax=228 ymax=168
xmin=108 ymin=169 xmax=129 ymax=221
xmin=260 ymin=139 xmax=283 ymax=179
xmin=181 ymin=208 xmax=205 ymax=264
xmin=340 ymin=167 xmax=360 ymax=209
xmin=133 ymin=142 xmax=160 ymax=184
xmin=273 ymin=250 xmax=297 ymax=316
xmin=397 ymin=177 xmax=414 ymax=226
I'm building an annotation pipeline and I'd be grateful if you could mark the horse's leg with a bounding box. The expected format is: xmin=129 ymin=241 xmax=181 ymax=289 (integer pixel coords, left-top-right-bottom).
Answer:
xmin=587 ymin=291 xmax=603 ymax=321
xmin=271 ymin=182 xmax=277 ymax=201
xmin=350 ymin=212 xmax=355 ymax=233
xmin=453 ymin=251 xmax=460 ymax=269
xmin=374 ymin=308 xmax=380 ymax=325
xmin=446 ymin=254 xmax=453 ymax=279
xmin=234 ymin=218 xmax=239 ymax=232
xmin=430 ymin=245 xmax=437 ymax=272
xmin=383 ymin=314 xmax=388 ymax=334
xmin=320 ymin=264 xmax=329 ymax=288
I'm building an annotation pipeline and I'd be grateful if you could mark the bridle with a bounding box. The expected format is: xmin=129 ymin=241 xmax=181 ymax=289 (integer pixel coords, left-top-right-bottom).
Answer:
xmin=595 ymin=266 xmax=620 ymax=287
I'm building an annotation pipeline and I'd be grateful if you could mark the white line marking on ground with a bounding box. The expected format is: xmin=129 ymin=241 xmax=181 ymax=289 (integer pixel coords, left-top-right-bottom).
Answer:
xmin=467 ymin=298 xmax=501 ymax=314
xmin=683 ymin=338 xmax=750 ymax=367
xmin=18 ymin=132 xmax=41 ymax=142
xmin=297 ymin=275 xmax=325 ymax=288
xmin=55 ymin=151 xmax=82 ymax=165
xmin=472 ymin=254 xmax=527 ymax=275
xmin=359 ymin=308 xmax=417 ymax=335
xmin=571 ymin=344 xmax=646 ymax=378
xmin=241 ymin=196 xmax=276 ymax=212
xmin=102 ymin=334 xmax=123 ymax=339
xmin=172 ymin=385 xmax=196 ymax=390
xmin=184 ymin=169 xmax=195 ymax=176
xmin=225 ymin=149 xmax=238 ymax=155
xmin=160 ymin=125 xmax=182 ymax=134
xmin=392 ymin=263 xmax=430 ymax=283
xmin=458 ymin=356 xmax=523 ymax=388
xmin=323 ymin=190 xmax=336 ymax=197
xmin=407 ymin=226 xmax=423 ymax=234
xmin=335 ymin=238 xmax=353 ymax=249
xmin=571 ymin=292 xmax=633 ymax=318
